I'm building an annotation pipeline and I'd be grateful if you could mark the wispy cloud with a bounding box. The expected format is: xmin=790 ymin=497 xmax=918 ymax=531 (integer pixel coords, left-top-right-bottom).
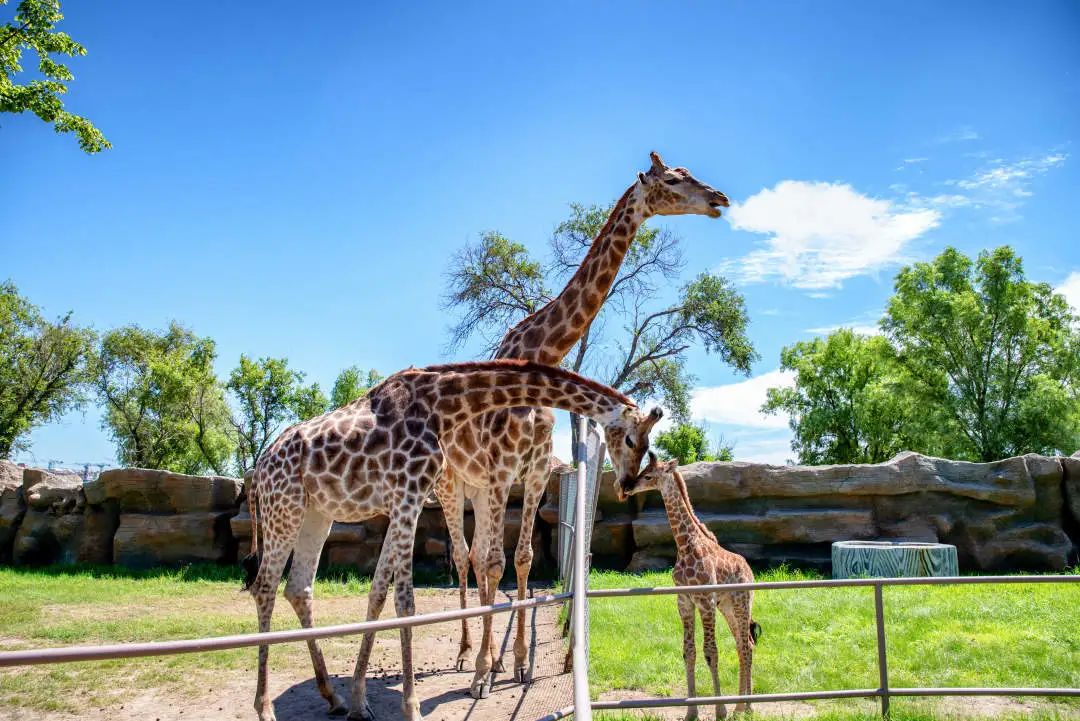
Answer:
xmin=936 ymin=126 xmax=980 ymax=144
xmin=898 ymin=152 xmax=1066 ymax=223
xmin=690 ymin=370 xmax=795 ymax=430
xmin=804 ymin=323 xmax=882 ymax=337
xmin=1057 ymin=271 xmax=1080 ymax=313
xmin=723 ymin=181 xmax=941 ymax=290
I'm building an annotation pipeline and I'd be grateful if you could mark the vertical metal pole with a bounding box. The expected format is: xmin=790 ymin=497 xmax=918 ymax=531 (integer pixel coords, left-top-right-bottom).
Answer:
xmin=571 ymin=416 xmax=593 ymax=721
xmin=873 ymin=583 xmax=890 ymax=719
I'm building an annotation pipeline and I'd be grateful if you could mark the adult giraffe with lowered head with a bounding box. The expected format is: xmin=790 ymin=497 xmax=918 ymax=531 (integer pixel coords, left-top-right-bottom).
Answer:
xmin=243 ymin=359 xmax=663 ymax=721
xmin=436 ymin=151 xmax=731 ymax=695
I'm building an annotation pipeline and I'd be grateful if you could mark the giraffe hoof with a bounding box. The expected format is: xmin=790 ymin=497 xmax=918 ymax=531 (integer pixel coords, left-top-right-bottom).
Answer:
xmin=469 ymin=675 xmax=493 ymax=699
xmin=347 ymin=701 xmax=375 ymax=721
xmin=491 ymin=658 xmax=505 ymax=674
xmin=514 ymin=666 xmax=529 ymax=684
xmin=455 ymin=658 xmax=466 ymax=672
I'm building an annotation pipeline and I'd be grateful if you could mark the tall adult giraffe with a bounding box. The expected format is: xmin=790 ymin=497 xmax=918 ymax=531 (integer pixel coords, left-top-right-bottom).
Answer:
xmin=436 ymin=151 xmax=731 ymax=694
xmin=244 ymin=359 xmax=663 ymax=721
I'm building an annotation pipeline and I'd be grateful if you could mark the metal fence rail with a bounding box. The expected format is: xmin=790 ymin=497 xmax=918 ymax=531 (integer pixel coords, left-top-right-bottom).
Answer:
xmin=588 ymin=573 xmax=1080 ymax=718
xmin=0 ymin=592 xmax=570 ymax=668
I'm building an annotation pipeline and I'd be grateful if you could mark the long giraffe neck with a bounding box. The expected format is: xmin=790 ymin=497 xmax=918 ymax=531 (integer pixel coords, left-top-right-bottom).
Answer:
xmin=496 ymin=182 xmax=649 ymax=365
xmin=425 ymin=360 xmax=632 ymax=423
xmin=659 ymin=470 xmax=716 ymax=551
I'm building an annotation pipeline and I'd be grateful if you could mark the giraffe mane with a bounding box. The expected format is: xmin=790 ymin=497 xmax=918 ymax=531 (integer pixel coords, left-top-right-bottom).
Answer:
xmin=419 ymin=359 xmax=637 ymax=408
xmin=671 ymin=468 xmax=717 ymax=543
xmin=496 ymin=183 xmax=639 ymax=347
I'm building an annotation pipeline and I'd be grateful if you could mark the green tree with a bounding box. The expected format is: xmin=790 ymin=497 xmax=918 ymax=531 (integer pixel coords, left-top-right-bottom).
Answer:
xmin=654 ymin=422 xmax=734 ymax=465
xmin=884 ymin=246 xmax=1080 ymax=461
xmin=329 ymin=366 xmax=383 ymax=409
xmin=227 ymin=356 xmax=326 ymax=473
xmin=94 ymin=323 xmax=232 ymax=474
xmin=1 ymin=0 xmax=109 ymax=152
xmin=0 ymin=281 xmax=95 ymax=458
xmin=443 ymin=203 xmax=757 ymax=455
xmin=762 ymin=329 xmax=927 ymax=465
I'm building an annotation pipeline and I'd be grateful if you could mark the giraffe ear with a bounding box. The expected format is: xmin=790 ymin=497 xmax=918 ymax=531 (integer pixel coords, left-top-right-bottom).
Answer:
xmin=650 ymin=151 xmax=667 ymax=172
xmin=638 ymin=171 xmax=648 ymax=184
xmin=665 ymin=459 xmax=679 ymax=472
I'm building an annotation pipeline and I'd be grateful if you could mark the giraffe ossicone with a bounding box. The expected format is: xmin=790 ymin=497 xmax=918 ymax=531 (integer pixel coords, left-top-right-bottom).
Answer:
xmin=243 ymin=359 xmax=662 ymax=721
xmin=436 ymin=151 xmax=731 ymax=691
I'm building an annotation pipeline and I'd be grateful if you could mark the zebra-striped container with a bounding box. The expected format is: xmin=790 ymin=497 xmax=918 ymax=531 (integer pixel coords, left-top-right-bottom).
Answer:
xmin=832 ymin=540 xmax=958 ymax=579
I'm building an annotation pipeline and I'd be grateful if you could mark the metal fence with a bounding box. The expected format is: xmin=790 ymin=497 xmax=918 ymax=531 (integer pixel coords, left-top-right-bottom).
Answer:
xmin=0 ymin=418 xmax=1077 ymax=721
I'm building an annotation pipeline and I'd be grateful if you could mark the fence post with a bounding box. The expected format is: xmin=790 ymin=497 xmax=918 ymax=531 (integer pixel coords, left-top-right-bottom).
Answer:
xmin=873 ymin=583 xmax=890 ymax=719
xmin=571 ymin=416 xmax=593 ymax=721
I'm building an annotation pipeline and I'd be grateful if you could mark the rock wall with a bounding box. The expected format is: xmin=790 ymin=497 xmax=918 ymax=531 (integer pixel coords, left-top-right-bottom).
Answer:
xmin=1 ymin=451 xmax=1078 ymax=574
xmin=623 ymin=451 xmax=1080 ymax=571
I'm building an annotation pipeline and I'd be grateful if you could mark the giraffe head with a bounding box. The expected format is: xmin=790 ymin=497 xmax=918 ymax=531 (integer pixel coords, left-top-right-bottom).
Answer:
xmin=617 ymin=450 xmax=678 ymax=499
xmin=604 ymin=406 xmax=664 ymax=498
xmin=638 ymin=151 xmax=730 ymax=218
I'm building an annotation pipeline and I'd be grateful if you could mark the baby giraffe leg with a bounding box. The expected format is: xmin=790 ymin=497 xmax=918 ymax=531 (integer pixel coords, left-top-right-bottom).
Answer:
xmin=722 ymin=594 xmax=754 ymax=714
xmin=678 ymin=594 xmax=699 ymax=721
xmin=699 ymin=602 xmax=727 ymax=720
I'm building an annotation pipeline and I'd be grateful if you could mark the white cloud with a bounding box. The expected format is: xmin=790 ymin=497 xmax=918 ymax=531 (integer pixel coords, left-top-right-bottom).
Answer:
xmin=804 ymin=323 xmax=882 ymax=337
xmin=903 ymin=157 xmax=929 ymax=165
xmin=690 ymin=369 xmax=795 ymax=430
xmin=726 ymin=430 xmax=793 ymax=465
xmin=723 ymin=181 xmax=941 ymax=290
xmin=954 ymin=153 xmax=1066 ymax=195
xmin=1057 ymin=271 xmax=1080 ymax=312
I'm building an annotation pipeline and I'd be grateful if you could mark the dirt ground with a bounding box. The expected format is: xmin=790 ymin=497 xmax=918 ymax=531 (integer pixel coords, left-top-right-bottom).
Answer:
xmin=0 ymin=586 xmax=1075 ymax=721
xmin=0 ymin=588 xmax=572 ymax=721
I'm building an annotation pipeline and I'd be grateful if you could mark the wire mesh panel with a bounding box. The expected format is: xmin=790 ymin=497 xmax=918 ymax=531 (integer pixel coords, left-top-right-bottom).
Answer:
xmin=557 ymin=424 xmax=606 ymax=587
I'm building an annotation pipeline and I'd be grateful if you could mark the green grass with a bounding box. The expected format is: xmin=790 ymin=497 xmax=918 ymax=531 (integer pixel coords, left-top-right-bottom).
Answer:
xmin=0 ymin=562 xmax=383 ymax=712
xmin=587 ymin=566 xmax=1080 ymax=717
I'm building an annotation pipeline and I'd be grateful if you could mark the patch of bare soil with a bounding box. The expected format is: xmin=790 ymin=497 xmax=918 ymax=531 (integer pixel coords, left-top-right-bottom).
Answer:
xmin=0 ymin=588 xmax=571 ymax=721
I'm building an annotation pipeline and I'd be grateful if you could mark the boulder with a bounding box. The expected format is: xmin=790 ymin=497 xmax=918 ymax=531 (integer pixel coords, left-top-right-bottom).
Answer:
xmin=632 ymin=508 xmax=875 ymax=550
xmin=1062 ymin=455 xmax=1080 ymax=532
xmin=22 ymin=468 xmax=84 ymax=513
xmin=86 ymin=468 xmax=242 ymax=513
xmin=113 ymin=512 xmax=236 ymax=567
xmin=0 ymin=461 xmax=26 ymax=562
xmin=13 ymin=509 xmax=86 ymax=565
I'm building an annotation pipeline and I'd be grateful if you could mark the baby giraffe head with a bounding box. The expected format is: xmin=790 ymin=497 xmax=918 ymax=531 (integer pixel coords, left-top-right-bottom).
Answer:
xmin=603 ymin=406 xmax=664 ymax=497
xmin=617 ymin=450 xmax=679 ymax=500
xmin=638 ymin=151 xmax=730 ymax=218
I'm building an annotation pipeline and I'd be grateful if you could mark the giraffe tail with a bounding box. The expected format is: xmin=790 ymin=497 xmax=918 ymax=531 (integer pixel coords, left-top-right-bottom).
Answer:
xmin=240 ymin=473 xmax=260 ymax=592
xmin=749 ymin=620 xmax=762 ymax=645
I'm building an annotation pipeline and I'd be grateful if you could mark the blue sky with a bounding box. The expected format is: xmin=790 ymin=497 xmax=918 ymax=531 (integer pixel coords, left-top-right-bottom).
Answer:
xmin=4 ymin=1 xmax=1079 ymax=468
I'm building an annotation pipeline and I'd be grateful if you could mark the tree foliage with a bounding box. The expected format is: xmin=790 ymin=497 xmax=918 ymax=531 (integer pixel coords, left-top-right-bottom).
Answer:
xmin=443 ymin=202 xmax=756 ymax=453
xmin=764 ymin=247 xmax=1080 ymax=465
xmin=654 ymin=422 xmax=734 ymax=465
xmin=94 ymin=324 xmax=232 ymax=474
xmin=1 ymin=0 xmax=109 ymax=152
xmin=762 ymin=329 xmax=926 ymax=465
xmin=330 ymin=366 xmax=383 ymax=409
xmin=883 ymin=246 xmax=1080 ymax=461
xmin=0 ymin=281 xmax=95 ymax=458
xmin=227 ymin=356 xmax=326 ymax=473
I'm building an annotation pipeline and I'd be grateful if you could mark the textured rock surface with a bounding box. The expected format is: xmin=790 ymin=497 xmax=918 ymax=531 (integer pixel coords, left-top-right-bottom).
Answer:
xmin=113 ymin=512 xmax=236 ymax=567
xmin=22 ymin=468 xmax=83 ymax=512
xmin=0 ymin=461 xmax=26 ymax=562
xmin=629 ymin=452 xmax=1076 ymax=571
xmin=86 ymin=468 xmax=241 ymax=513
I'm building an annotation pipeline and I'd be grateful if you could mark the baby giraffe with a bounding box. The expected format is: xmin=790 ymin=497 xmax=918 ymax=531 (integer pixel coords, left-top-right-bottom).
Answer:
xmin=619 ymin=453 xmax=761 ymax=719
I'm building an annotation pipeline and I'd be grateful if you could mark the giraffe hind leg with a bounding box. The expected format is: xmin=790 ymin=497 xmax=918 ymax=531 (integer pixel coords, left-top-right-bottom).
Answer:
xmin=512 ymin=431 xmax=551 ymax=683
xmin=678 ymin=594 xmax=700 ymax=721
xmin=283 ymin=509 xmax=346 ymax=715
xmin=436 ymin=474 xmax=473 ymax=671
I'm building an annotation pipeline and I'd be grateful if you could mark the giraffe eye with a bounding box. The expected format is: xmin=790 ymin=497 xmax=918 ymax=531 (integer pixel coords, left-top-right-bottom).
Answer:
xmin=625 ymin=435 xmax=635 ymax=449
xmin=664 ymin=178 xmax=680 ymax=185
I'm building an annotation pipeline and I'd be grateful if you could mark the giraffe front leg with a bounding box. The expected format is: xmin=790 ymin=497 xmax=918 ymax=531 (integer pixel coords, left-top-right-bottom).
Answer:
xmin=513 ymin=437 xmax=550 ymax=683
xmin=678 ymin=595 xmax=700 ymax=721
xmin=348 ymin=527 xmax=397 ymax=721
xmin=394 ymin=552 xmax=423 ymax=721
xmin=468 ymin=487 xmax=496 ymax=698
xmin=700 ymin=603 xmax=727 ymax=721
xmin=437 ymin=475 xmax=473 ymax=671
xmin=483 ymin=479 xmax=510 ymax=678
